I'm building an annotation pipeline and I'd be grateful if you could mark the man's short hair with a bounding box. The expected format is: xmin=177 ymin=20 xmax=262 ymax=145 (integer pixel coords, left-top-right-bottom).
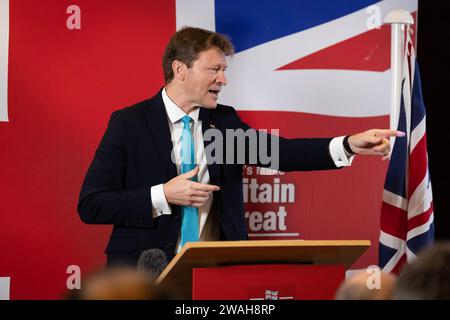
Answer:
xmin=394 ymin=242 xmax=450 ymax=299
xmin=162 ymin=26 xmax=234 ymax=84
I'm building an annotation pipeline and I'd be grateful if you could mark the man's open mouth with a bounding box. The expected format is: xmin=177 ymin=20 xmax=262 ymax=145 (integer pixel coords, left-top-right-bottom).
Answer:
xmin=208 ymin=89 xmax=220 ymax=98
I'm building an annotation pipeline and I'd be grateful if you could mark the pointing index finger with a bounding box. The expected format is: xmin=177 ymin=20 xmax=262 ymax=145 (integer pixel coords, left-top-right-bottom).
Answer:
xmin=376 ymin=129 xmax=406 ymax=138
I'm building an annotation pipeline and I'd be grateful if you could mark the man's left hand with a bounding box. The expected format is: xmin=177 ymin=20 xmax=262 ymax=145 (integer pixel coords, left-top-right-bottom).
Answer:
xmin=348 ymin=129 xmax=406 ymax=159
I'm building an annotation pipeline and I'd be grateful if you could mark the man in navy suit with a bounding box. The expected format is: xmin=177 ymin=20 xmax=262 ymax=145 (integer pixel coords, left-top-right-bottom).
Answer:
xmin=78 ymin=27 xmax=403 ymax=266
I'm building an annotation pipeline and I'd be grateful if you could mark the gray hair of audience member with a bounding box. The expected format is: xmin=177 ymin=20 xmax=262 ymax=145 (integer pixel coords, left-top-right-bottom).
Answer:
xmin=335 ymin=270 xmax=397 ymax=300
xmin=394 ymin=242 xmax=450 ymax=300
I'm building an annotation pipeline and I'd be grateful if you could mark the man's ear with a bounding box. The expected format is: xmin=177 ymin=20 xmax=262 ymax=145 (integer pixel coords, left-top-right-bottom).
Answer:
xmin=172 ymin=60 xmax=187 ymax=81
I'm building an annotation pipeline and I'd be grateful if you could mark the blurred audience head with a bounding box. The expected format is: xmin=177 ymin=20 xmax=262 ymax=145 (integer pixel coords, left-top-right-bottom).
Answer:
xmin=68 ymin=266 xmax=171 ymax=300
xmin=335 ymin=268 xmax=397 ymax=300
xmin=394 ymin=242 xmax=450 ymax=300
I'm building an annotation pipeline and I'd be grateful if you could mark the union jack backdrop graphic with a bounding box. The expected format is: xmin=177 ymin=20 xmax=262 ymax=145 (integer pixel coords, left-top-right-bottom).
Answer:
xmin=379 ymin=27 xmax=434 ymax=274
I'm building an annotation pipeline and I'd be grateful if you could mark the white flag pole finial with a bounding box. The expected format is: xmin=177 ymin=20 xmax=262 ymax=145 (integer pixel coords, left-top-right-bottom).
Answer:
xmin=384 ymin=10 xmax=414 ymax=157
xmin=384 ymin=9 xmax=414 ymax=24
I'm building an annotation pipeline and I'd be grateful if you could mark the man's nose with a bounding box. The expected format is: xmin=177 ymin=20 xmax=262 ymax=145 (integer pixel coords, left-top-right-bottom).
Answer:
xmin=217 ymin=71 xmax=228 ymax=86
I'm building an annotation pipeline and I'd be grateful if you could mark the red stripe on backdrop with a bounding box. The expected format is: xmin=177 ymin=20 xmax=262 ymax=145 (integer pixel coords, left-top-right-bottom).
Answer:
xmin=380 ymin=202 xmax=407 ymax=240
xmin=277 ymin=14 xmax=417 ymax=74
xmin=0 ymin=0 xmax=175 ymax=299
xmin=278 ymin=24 xmax=391 ymax=72
xmin=408 ymin=135 xmax=428 ymax=198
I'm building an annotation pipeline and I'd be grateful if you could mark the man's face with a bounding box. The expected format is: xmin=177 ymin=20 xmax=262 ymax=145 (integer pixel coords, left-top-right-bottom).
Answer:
xmin=183 ymin=47 xmax=228 ymax=109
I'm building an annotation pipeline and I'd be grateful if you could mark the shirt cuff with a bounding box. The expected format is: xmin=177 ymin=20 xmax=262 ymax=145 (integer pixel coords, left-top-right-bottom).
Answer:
xmin=329 ymin=136 xmax=355 ymax=167
xmin=150 ymin=184 xmax=172 ymax=218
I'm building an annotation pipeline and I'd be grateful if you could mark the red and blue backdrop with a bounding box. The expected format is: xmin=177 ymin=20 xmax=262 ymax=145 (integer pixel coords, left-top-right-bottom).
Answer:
xmin=0 ymin=0 xmax=418 ymax=299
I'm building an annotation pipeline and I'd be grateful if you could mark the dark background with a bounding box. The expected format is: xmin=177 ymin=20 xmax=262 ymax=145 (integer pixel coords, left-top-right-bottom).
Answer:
xmin=418 ymin=0 xmax=449 ymax=240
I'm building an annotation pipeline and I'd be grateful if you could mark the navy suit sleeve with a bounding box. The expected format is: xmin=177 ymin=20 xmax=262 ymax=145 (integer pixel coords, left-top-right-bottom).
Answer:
xmin=227 ymin=107 xmax=338 ymax=171
xmin=78 ymin=111 xmax=154 ymax=227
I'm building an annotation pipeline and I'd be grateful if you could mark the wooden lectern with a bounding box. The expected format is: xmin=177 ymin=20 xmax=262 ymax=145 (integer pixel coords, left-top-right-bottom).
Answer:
xmin=157 ymin=240 xmax=370 ymax=300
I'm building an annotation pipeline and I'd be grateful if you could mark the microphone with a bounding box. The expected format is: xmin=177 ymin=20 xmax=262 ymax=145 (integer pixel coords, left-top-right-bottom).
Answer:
xmin=137 ymin=249 xmax=168 ymax=279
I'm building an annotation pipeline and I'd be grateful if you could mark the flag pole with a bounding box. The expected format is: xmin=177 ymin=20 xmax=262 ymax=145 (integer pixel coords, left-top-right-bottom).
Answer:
xmin=383 ymin=10 xmax=414 ymax=155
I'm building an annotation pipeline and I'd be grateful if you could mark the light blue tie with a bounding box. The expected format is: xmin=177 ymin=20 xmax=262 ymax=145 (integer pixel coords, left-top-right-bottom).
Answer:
xmin=180 ymin=115 xmax=199 ymax=247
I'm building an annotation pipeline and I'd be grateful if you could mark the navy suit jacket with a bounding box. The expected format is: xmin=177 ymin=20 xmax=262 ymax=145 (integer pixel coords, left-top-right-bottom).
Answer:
xmin=78 ymin=90 xmax=338 ymax=266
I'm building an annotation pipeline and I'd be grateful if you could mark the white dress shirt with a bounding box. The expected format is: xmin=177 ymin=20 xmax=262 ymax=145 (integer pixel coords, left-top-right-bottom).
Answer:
xmin=150 ymin=88 xmax=354 ymax=251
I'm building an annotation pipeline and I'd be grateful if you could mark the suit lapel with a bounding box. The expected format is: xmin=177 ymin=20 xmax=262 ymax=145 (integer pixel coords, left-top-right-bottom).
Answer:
xmin=199 ymin=107 xmax=221 ymax=186
xmin=145 ymin=91 xmax=178 ymax=180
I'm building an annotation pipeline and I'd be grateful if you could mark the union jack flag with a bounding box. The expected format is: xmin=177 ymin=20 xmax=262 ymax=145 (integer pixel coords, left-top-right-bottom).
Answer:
xmin=379 ymin=26 xmax=434 ymax=274
xmin=265 ymin=290 xmax=279 ymax=300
